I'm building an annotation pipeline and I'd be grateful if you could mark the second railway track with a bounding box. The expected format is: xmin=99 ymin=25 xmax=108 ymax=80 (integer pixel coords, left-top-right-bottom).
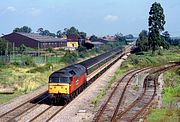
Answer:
xmin=0 ymin=91 xmax=50 ymax=122
xmin=94 ymin=63 xmax=179 ymax=122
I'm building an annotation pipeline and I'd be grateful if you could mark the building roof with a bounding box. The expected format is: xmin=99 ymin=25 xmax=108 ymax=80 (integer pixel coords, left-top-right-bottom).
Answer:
xmin=67 ymin=35 xmax=80 ymax=42
xmin=16 ymin=32 xmax=66 ymax=42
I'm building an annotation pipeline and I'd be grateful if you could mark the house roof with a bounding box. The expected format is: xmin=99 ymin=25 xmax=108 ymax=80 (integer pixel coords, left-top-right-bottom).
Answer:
xmin=67 ymin=35 xmax=80 ymax=42
xmin=16 ymin=32 xmax=66 ymax=42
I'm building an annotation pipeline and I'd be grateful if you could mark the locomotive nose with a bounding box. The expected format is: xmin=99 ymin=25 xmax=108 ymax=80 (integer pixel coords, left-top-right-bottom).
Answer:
xmin=48 ymin=83 xmax=69 ymax=94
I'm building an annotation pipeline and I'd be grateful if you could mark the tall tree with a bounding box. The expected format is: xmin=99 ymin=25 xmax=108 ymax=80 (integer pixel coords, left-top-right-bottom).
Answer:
xmin=148 ymin=2 xmax=166 ymax=54
xmin=136 ymin=30 xmax=149 ymax=51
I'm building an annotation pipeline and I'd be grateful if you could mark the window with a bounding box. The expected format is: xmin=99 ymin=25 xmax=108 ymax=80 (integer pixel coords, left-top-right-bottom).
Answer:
xmin=49 ymin=77 xmax=71 ymax=83
xmin=49 ymin=77 xmax=59 ymax=83
xmin=60 ymin=77 xmax=71 ymax=83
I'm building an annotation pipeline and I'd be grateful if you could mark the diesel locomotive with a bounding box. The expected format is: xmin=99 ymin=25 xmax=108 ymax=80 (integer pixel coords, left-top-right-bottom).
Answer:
xmin=48 ymin=47 xmax=124 ymax=100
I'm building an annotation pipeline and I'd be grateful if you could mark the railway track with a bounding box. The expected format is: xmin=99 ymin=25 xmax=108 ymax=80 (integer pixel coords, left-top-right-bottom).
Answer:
xmin=27 ymin=105 xmax=65 ymax=122
xmin=0 ymin=91 xmax=50 ymax=122
xmin=94 ymin=63 xmax=179 ymax=122
xmin=114 ymin=64 xmax=178 ymax=122
xmin=94 ymin=67 xmax=151 ymax=122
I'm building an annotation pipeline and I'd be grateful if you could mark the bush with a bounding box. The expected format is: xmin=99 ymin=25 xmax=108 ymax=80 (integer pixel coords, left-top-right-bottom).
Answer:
xmin=78 ymin=46 xmax=87 ymax=52
xmin=61 ymin=51 xmax=78 ymax=64
xmin=47 ymin=47 xmax=54 ymax=53
xmin=11 ymin=62 xmax=21 ymax=66
xmin=27 ymin=63 xmax=53 ymax=73
xmin=176 ymin=67 xmax=180 ymax=75
xmin=79 ymin=52 xmax=86 ymax=58
xmin=22 ymin=57 xmax=36 ymax=66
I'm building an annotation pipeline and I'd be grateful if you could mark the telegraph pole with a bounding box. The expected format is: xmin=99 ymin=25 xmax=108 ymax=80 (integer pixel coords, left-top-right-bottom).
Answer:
xmin=13 ymin=42 xmax=15 ymax=62
xmin=38 ymin=42 xmax=40 ymax=57
xmin=6 ymin=42 xmax=9 ymax=63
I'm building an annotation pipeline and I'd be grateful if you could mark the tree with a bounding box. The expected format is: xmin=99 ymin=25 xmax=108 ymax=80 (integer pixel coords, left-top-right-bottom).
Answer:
xmin=115 ymin=33 xmax=127 ymax=45
xmin=79 ymin=32 xmax=87 ymax=39
xmin=136 ymin=30 xmax=149 ymax=51
xmin=89 ymin=35 xmax=98 ymax=41
xmin=0 ymin=38 xmax=12 ymax=55
xmin=162 ymin=31 xmax=171 ymax=43
xmin=13 ymin=26 xmax=32 ymax=33
xmin=148 ymin=2 xmax=166 ymax=54
xmin=64 ymin=26 xmax=79 ymax=37
xmin=125 ymin=34 xmax=134 ymax=39
xmin=40 ymin=30 xmax=50 ymax=36
xmin=37 ymin=28 xmax=43 ymax=33
xmin=56 ymin=30 xmax=63 ymax=38
xmin=19 ymin=44 xmax=26 ymax=54
xmin=38 ymin=29 xmax=56 ymax=37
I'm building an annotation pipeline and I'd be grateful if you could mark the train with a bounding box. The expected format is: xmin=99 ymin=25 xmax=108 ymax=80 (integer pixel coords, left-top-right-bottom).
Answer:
xmin=48 ymin=47 xmax=125 ymax=101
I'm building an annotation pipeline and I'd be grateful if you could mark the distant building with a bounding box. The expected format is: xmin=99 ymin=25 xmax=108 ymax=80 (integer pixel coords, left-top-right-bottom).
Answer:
xmin=102 ymin=35 xmax=116 ymax=41
xmin=67 ymin=35 xmax=79 ymax=48
xmin=67 ymin=35 xmax=85 ymax=49
xmin=2 ymin=32 xmax=67 ymax=49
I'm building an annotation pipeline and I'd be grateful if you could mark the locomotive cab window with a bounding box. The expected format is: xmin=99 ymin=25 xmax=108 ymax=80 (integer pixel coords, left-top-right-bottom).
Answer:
xmin=49 ymin=77 xmax=71 ymax=83
xmin=49 ymin=77 xmax=59 ymax=83
xmin=60 ymin=77 xmax=71 ymax=83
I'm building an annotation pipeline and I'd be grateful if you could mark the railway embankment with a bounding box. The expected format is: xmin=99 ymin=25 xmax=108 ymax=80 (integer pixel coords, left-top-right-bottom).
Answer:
xmin=49 ymin=53 xmax=131 ymax=122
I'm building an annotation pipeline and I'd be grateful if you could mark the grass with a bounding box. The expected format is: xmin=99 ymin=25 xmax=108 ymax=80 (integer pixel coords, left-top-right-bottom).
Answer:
xmin=10 ymin=55 xmax=62 ymax=64
xmin=147 ymin=67 xmax=180 ymax=122
xmin=147 ymin=108 xmax=179 ymax=122
xmin=0 ymin=92 xmax=23 ymax=104
xmin=124 ymin=47 xmax=180 ymax=68
xmin=0 ymin=62 xmax=65 ymax=104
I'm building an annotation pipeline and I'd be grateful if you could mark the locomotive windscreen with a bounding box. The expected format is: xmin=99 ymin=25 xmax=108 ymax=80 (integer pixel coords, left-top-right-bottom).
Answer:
xmin=49 ymin=77 xmax=72 ymax=83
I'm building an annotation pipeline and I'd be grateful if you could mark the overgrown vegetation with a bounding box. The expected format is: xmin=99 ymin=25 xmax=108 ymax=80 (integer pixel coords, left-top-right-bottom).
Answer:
xmin=0 ymin=62 xmax=65 ymax=104
xmin=147 ymin=67 xmax=180 ymax=122
xmin=126 ymin=46 xmax=180 ymax=67
xmin=91 ymin=46 xmax=180 ymax=107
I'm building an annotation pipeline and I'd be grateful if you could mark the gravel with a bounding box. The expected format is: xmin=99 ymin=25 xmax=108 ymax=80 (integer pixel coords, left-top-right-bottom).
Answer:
xmin=0 ymin=85 xmax=47 ymax=117
xmin=49 ymin=54 xmax=130 ymax=122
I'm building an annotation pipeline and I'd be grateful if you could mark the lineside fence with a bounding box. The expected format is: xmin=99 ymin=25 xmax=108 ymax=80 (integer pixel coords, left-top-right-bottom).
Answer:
xmin=0 ymin=52 xmax=61 ymax=64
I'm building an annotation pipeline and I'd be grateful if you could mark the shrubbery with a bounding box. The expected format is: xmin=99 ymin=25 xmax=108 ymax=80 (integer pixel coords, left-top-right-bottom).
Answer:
xmin=27 ymin=63 xmax=53 ymax=73
xmin=22 ymin=57 xmax=36 ymax=66
xmin=61 ymin=51 xmax=78 ymax=64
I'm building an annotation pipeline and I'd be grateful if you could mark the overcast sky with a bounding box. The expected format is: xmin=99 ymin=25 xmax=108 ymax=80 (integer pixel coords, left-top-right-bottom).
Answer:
xmin=0 ymin=0 xmax=180 ymax=37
